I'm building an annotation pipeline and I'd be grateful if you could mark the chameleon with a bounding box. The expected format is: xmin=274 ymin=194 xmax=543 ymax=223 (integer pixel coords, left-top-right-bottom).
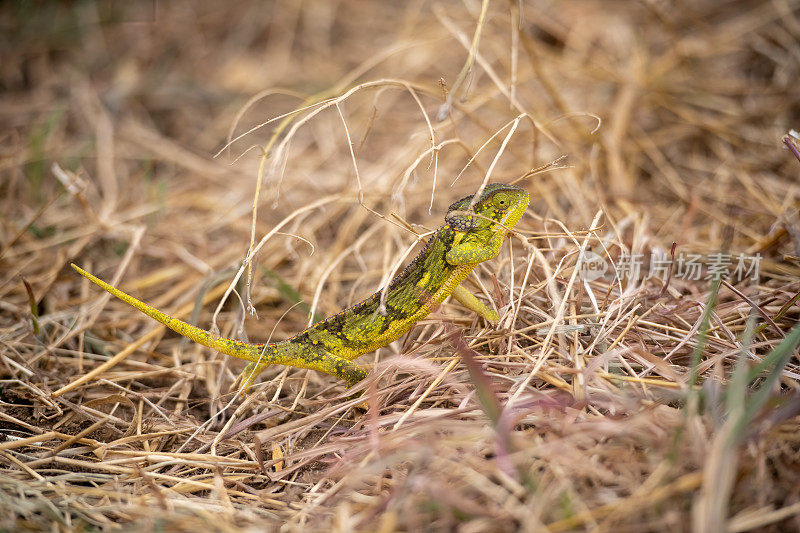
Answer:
xmin=71 ymin=183 xmax=529 ymax=391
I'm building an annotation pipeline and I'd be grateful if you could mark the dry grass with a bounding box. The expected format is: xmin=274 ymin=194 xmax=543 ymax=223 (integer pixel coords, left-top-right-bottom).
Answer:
xmin=2 ymin=1 xmax=800 ymax=531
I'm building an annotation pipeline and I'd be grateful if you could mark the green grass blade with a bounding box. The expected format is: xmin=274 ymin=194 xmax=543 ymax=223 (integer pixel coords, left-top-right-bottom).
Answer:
xmin=742 ymin=323 xmax=800 ymax=428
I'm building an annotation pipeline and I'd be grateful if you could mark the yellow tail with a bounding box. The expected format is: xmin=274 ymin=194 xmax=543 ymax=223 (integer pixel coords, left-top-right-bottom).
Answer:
xmin=71 ymin=264 xmax=264 ymax=363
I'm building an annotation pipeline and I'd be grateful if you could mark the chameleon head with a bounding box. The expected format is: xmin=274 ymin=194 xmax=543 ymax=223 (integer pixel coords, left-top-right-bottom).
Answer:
xmin=445 ymin=183 xmax=530 ymax=235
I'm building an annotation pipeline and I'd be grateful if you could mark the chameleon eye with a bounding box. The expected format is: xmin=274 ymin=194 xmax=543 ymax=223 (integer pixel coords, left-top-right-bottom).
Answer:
xmin=493 ymin=192 xmax=509 ymax=208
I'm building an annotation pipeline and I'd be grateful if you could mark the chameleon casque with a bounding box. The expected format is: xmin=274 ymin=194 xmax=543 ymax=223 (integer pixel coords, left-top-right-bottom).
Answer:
xmin=72 ymin=183 xmax=529 ymax=391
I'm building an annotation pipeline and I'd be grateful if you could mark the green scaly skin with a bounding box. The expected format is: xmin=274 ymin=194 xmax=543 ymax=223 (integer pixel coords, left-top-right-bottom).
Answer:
xmin=71 ymin=183 xmax=529 ymax=391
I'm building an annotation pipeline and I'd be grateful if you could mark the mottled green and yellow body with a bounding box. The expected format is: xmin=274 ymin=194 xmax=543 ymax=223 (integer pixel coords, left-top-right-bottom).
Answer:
xmin=72 ymin=183 xmax=529 ymax=390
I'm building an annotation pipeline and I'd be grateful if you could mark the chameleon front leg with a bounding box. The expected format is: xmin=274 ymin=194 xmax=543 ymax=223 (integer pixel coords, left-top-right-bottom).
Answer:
xmin=445 ymin=232 xmax=504 ymax=266
xmin=451 ymin=285 xmax=500 ymax=325
xmin=445 ymin=231 xmax=506 ymax=325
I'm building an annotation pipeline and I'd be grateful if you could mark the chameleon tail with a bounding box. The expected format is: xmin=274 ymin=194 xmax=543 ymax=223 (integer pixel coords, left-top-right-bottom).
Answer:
xmin=70 ymin=264 xmax=264 ymax=363
xmin=72 ymin=263 xmax=368 ymax=386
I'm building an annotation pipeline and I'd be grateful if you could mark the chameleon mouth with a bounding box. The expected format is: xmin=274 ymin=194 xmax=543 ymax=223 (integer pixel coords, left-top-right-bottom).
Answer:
xmin=499 ymin=193 xmax=530 ymax=230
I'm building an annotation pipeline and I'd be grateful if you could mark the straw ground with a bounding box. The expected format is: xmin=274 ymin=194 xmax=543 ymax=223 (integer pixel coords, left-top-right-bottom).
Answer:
xmin=2 ymin=1 xmax=799 ymax=531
